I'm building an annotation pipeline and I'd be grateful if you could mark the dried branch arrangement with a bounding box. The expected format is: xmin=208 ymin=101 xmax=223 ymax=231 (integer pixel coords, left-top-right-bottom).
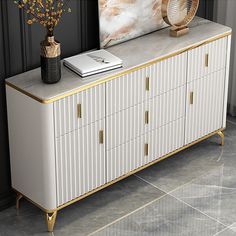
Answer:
xmin=14 ymin=0 xmax=71 ymax=35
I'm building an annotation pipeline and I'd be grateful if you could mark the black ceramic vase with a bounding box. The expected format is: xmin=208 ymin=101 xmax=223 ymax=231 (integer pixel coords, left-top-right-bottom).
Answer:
xmin=40 ymin=35 xmax=61 ymax=84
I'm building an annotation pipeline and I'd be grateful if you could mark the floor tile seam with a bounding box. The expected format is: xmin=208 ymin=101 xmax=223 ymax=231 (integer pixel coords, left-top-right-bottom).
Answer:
xmin=169 ymin=193 xmax=228 ymax=228
xmin=87 ymin=191 xmax=169 ymax=236
xmin=134 ymin=164 xmax=224 ymax=197
xmin=227 ymin=119 xmax=236 ymax=126
xmin=89 ymin=161 xmax=228 ymax=236
xmin=213 ymin=227 xmax=228 ymax=236
xmin=134 ymin=175 xmax=228 ymax=228
xmin=212 ymin=222 xmax=236 ymax=236
xmin=134 ymin=174 xmax=202 ymax=197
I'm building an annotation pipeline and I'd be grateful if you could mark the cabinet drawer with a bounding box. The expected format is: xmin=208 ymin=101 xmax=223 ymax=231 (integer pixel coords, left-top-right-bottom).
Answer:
xmin=55 ymin=119 xmax=106 ymax=206
xmin=54 ymin=84 xmax=105 ymax=137
xmin=107 ymin=135 xmax=145 ymax=182
xmin=106 ymin=68 xmax=148 ymax=115
xmin=106 ymin=52 xmax=187 ymax=115
xmin=149 ymin=52 xmax=187 ymax=98
xmin=188 ymin=37 xmax=227 ymax=82
xmin=106 ymin=85 xmax=186 ymax=150
xmin=147 ymin=85 xmax=186 ymax=132
xmin=145 ymin=118 xmax=185 ymax=164
xmin=107 ymin=118 xmax=185 ymax=182
xmin=106 ymin=102 xmax=146 ymax=150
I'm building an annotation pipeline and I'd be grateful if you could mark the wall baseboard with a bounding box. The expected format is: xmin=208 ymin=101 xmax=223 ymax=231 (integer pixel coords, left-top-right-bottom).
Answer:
xmin=0 ymin=191 xmax=15 ymax=211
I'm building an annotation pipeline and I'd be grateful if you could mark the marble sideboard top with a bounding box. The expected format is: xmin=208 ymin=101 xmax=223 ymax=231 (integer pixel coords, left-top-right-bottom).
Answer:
xmin=6 ymin=17 xmax=232 ymax=104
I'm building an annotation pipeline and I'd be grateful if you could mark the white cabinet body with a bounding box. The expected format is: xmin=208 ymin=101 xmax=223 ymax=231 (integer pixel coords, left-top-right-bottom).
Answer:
xmin=6 ymin=87 xmax=57 ymax=210
xmin=6 ymin=31 xmax=231 ymax=213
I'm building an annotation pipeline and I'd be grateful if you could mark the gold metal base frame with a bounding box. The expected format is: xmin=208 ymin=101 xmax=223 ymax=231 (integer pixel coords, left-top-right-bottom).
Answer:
xmin=14 ymin=128 xmax=225 ymax=232
xmin=170 ymin=26 xmax=190 ymax=37
xmin=16 ymin=192 xmax=23 ymax=209
xmin=217 ymin=131 xmax=225 ymax=146
xmin=46 ymin=211 xmax=57 ymax=232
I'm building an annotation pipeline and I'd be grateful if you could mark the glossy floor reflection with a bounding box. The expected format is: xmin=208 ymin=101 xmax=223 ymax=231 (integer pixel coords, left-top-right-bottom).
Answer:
xmin=1 ymin=119 xmax=236 ymax=236
xmin=91 ymin=195 xmax=225 ymax=236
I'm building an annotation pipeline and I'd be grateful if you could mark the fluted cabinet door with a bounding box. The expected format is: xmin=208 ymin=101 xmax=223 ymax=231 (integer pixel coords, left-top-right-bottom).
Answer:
xmin=185 ymin=69 xmax=225 ymax=145
xmin=187 ymin=37 xmax=227 ymax=82
xmin=55 ymin=119 xmax=106 ymax=206
xmin=106 ymin=69 xmax=148 ymax=116
xmin=149 ymin=52 xmax=187 ymax=98
xmin=106 ymin=52 xmax=187 ymax=116
xmin=145 ymin=118 xmax=185 ymax=164
xmin=146 ymin=85 xmax=186 ymax=133
xmin=106 ymin=101 xmax=146 ymax=150
xmin=54 ymin=84 xmax=105 ymax=137
xmin=107 ymin=135 xmax=145 ymax=182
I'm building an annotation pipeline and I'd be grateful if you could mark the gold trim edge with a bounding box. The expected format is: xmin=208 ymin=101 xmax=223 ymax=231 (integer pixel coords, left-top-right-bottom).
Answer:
xmin=13 ymin=127 xmax=225 ymax=214
xmin=6 ymin=31 xmax=231 ymax=104
xmin=5 ymin=81 xmax=44 ymax=103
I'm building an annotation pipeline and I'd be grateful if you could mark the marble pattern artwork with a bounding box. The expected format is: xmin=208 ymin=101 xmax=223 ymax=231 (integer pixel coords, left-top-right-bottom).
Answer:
xmin=99 ymin=0 xmax=168 ymax=48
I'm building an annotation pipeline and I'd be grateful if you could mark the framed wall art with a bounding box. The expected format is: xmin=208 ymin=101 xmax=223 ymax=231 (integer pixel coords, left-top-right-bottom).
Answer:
xmin=98 ymin=0 xmax=168 ymax=48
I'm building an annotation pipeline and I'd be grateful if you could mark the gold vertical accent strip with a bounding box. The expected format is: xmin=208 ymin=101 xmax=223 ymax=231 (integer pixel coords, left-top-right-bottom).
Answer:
xmin=205 ymin=53 xmax=209 ymax=67
xmin=99 ymin=130 xmax=104 ymax=144
xmin=144 ymin=143 xmax=149 ymax=156
xmin=146 ymin=77 xmax=150 ymax=91
xmin=77 ymin=104 xmax=82 ymax=118
xmin=145 ymin=111 xmax=149 ymax=124
xmin=190 ymin=92 xmax=194 ymax=105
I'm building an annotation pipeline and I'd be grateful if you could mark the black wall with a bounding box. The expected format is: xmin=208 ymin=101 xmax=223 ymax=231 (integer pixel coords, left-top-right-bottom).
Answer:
xmin=0 ymin=0 xmax=213 ymax=211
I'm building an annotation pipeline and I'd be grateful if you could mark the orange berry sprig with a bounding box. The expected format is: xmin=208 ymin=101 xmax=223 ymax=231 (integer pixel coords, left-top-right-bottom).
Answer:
xmin=14 ymin=0 xmax=71 ymax=35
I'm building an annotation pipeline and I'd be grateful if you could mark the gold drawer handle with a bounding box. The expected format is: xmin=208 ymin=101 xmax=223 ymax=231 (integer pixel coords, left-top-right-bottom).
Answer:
xmin=145 ymin=111 xmax=149 ymax=124
xmin=77 ymin=104 xmax=82 ymax=118
xmin=146 ymin=77 xmax=150 ymax=91
xmin=190 ymin=92 xmax=194 ymax=105
xmin=144 ymin=143 xmax=149 ymax=156
xmin=205 ymin=54 xmax=209 ymax=67
xmin=99 ymin=130 xmax=104 ymax=144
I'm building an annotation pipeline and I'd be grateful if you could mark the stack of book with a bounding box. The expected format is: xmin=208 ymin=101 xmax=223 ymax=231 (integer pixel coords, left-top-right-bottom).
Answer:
xmin=63 ymin=49 xmax=123 ymax=78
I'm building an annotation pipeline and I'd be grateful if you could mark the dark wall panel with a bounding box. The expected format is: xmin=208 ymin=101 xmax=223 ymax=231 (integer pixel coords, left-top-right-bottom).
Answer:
xmin=0 ymin=1 xmax=14 ymax=210
xmin=13 ymin=0 xmax=99 ymax=71
xmin=198 ymin=0 xmax=214 ymax=20
xmin=0 ymin=0 xmax=211 ymax=211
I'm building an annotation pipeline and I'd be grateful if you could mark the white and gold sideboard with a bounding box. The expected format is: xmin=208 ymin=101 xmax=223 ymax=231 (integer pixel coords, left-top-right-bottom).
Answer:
xmin=5 ymin=18 xmax=232 ymax=232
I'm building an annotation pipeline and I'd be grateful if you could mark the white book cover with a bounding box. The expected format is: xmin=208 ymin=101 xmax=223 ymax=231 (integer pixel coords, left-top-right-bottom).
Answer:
xmin=63 ymin=49 xmax=123 ymax=78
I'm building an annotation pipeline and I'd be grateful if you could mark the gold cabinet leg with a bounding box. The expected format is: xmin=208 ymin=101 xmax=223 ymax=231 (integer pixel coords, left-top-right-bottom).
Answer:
xmin=46 ymin=211 xmax=57 ymax=232
xmin=16 ymin=192 xmax=23 ymax=209
xmin=217 ymin=131 xmax=225 ymax=146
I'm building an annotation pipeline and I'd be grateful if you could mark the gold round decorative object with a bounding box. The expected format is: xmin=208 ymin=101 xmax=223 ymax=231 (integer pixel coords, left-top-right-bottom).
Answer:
xmin=162 ymin=0 xmax=199 ymax=37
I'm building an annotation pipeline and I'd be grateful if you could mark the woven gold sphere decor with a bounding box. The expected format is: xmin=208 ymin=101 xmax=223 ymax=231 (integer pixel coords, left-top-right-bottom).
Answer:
xmin=162 ymin=0 xmax=199 ymax=37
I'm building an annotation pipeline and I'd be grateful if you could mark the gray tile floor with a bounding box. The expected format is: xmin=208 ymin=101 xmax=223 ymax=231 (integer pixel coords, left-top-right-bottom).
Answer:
xmin=1 ymin=118 xmax=236 ymax=236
